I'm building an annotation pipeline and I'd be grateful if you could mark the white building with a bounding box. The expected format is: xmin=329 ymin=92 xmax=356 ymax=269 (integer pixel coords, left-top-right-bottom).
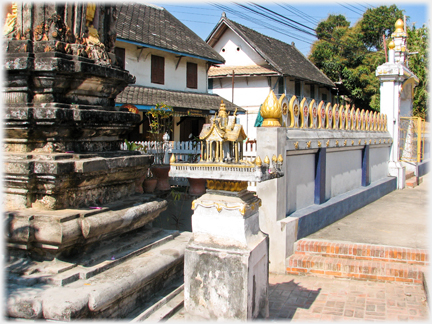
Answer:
xmin=206 ymin=13 xmax=336 ymax=139
xmin=114 ymin=3 xmax=243 ymax=142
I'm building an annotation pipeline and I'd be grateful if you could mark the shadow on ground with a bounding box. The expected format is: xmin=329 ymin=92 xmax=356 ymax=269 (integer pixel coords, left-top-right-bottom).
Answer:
xmin=268 ymin=279 xmax=321 ymax=320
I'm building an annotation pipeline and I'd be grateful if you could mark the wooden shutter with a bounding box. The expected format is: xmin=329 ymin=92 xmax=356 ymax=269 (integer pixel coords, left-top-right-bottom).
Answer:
xmin=187 ymin=62 xmax=197 ymax=89
xmin=151 ymin=55 xmax=165 ymax=84
xmin=114 ymin=47 xmax=125 ymax=69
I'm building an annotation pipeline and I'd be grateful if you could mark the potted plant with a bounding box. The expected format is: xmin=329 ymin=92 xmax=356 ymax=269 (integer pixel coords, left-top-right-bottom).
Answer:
xmin=146 ymin=103 xmax=174 ymax=191
xmin=143 ymin=168 xmax=158 ymax=193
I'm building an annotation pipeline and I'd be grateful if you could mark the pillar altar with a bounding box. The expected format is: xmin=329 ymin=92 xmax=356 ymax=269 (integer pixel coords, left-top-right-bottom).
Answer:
xmin=376 ymin=19 xmax=419 ymax=188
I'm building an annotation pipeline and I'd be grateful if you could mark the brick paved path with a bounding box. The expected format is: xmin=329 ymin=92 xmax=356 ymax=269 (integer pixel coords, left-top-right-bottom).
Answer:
xmin=269 ymin=274 xmax=429 ymax=321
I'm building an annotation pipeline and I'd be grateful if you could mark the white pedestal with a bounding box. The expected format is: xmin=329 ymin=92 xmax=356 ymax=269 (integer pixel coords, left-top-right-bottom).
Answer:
xmin=388 ymin=161 xmax=406 ymax=189
xmin=184 ymin=191 xmax=269 ymax=320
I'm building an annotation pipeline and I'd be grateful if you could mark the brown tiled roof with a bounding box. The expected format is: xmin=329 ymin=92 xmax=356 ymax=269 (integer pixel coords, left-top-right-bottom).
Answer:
xmin=115 ymin=3 xmax=224 ymax=64
xmin=208 ymin=65 xmax=278 ymax=77
xmin=207 ymin=17 xmax=335 ymax=87
xmin=116 ymin=86 xmax=244 ymax=113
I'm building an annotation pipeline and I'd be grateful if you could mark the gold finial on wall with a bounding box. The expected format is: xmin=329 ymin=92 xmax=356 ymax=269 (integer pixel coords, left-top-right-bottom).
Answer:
xmin=261 ymin=90 xmax=282 ymax=127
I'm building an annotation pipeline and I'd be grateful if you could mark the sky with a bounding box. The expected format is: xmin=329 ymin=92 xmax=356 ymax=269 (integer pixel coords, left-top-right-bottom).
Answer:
xmin=150 ymin=1 xmax=430 ymax=56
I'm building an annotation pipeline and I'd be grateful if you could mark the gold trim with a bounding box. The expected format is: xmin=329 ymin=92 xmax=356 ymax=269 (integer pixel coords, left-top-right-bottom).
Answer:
xmin=326 ymin=140 xmax=330 ymax=147
xmin=335 ymin=140 xmax=339 ymax=146
xmin=191 ymin=199 xmax=262 ymax=216
xmin=277 ymin=154 xmax=284 ymax=163
xmin=255 ymin=156 xmax=262 ymax=166
xmin=306 ymin=141 xmax=311 ymax=148
xmin=264 ymin=156 xmax=270 ymax=164
xmin=294 ymin=142 xmax=299 ymax=149
xmin=318 ymin=141 xmax=322 ymax=148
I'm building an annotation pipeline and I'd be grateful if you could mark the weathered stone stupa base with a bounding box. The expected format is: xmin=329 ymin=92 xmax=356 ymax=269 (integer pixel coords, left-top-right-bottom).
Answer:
xmin=184 ymin=190 xmax=269 ymax=320
xmin=6 ymin=194 xmax=192 ymax=320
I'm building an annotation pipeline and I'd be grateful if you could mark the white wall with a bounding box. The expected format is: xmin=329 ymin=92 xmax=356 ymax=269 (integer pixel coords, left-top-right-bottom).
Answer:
xmin=286 ymin=153 xmax=316 ymax=214
xmin=212 ymin=28 xmax=266 ymax=66
xmin=370 ymin=146 xmax=391 ymax=182
xmin=116 ymin=40 xmax=208 ymax=93
xmin=326 ymin=149 xmax=362 ymax=199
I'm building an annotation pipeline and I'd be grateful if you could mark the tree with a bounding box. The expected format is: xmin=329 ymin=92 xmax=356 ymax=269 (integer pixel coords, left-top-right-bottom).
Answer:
xmin=360 ymin=5 xmax=405 ymax=51
xmin=407 ymin=25 xmax=429 ymax=119
xmin=309 ymin=5 xmax=411 ymax=112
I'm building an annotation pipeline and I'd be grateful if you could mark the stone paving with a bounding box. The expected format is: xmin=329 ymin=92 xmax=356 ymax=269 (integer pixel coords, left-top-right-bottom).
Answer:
xmin=269 ymin=273 xmax=429 ymax=321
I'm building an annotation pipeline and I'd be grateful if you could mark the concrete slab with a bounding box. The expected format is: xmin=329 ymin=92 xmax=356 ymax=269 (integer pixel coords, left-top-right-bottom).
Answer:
xmin=307 ymin=173 xmax=430 ymax=249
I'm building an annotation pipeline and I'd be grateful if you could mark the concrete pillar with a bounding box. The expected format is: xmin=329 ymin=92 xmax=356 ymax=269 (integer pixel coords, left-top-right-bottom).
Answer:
xmin=184 ymin=191 xmax=269 ymax=320
xmin=376 ymin=19 xmax=418 ymax=189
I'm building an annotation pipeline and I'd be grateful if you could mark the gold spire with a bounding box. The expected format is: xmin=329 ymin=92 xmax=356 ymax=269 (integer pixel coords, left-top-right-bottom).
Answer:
xmin=272 ymin=155 xmax=277 ymax=163
xmin=170 ymin=154 xmax=176 ymax=163
xmin=255 ymin=156 xmax=262 ymax=166
xmin=395 ymin=18 xmax=404 ymax=33
xmin=277 ymin=154 xmax=284 ymax=163
xmin=218 ymin=100 xmax=228 ymax=119
xmin=261 ymin=90 xmax=282 ymax=127
xmin=389 ymin=40 xmax=395 ymax=50
xmin=264 ymin=156 xmax=270 ymax=165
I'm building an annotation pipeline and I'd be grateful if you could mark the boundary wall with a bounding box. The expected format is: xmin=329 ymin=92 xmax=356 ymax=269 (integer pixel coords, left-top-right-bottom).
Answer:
xmin=256 ymin=98 xmax=396 ymax=273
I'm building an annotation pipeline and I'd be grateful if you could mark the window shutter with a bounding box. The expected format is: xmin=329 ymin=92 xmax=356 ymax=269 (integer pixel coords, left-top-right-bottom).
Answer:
xmin=187 ymin=62 xmax=197 ymax=89
xmin=151 ymin=55 xmax=165 ymax=84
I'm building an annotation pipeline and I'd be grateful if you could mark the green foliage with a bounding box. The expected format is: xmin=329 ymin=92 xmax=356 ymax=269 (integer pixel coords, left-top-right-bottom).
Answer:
xmin=124 ymin=139 xmax=146 ymax=152
xmin=407 ymin=25 xmax=429 ymax=119
xmin=309 ymin=4 xmax=428 ymax=118
xmin=146 ymin=103 xmax=174 ymax=141
xmin=146 ymin=103 xmax=174 ymax=164
xmin=360 ymin=5 xmax=404 ymax=50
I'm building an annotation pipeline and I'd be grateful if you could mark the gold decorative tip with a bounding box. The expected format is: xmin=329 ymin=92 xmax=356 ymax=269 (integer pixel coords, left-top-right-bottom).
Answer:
xmin=255 ymin=156 xmax=262 ymax=166
xmin=318 ymin=141 xmax=322 ymax=148
xmin=306 ymin=141 xmax=311 ymax=148
xmin=277 ymin=154 xmax=284 ymax=163
xmin=395 ymin=18 xmax=404 ymax=33
xmin=389 ymin=40 xmax=395 ymax=50
xmin=170 ymin=154 xmax=176 ymax=163
xmin=272 ymin=155 xmax=277 ymax=162
xmin=261 ymin=90 xmax=282 ymax=127
xmin=294 ymin=142 xmax=299 ymax=149
xmin=369 ymin=139 xmax=372 ymax=144
xmin=335 ymin=140 xmax=339 ymax=146
xmin=344 ymin=140 xmax=347 ymax=146
xmin=326 ymin=140 xmax=330 ymax=147
xmin=351 ymin=140 xmax=354 ymax=146
xmin=264 ymin=156 xmax=270 ymax=164
xmin=358 ymin=139 xmax=362 ymax=145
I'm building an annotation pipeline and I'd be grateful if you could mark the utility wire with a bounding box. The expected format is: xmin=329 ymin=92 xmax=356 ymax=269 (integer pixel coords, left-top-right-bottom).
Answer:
xmin=249 ymin=2 xmax=316 ymax=32
xmin=234 ymin=3 xmax=317 ymax=37
xmin=209 ymin=3 xmax=316 ymax=45
xmin=277 ymin=4 xmax=320 ymax=26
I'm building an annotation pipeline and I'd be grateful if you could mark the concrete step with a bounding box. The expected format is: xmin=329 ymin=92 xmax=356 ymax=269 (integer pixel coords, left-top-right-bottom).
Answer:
xmin=294 ymin=239 xmax=428 ymax=266
xmin=134 ymin=287 xmax=184 ymax=322
xmin=406 ymin=176 xmax=423 ymax=188
xmin=286 ymin=254 xmax=425 ymax=284
xmin=7 ymin=231 xmax=193 ymax=320
xmin=130 ymin=278 xmax=184 ymax=322
xmin=406 ymin=170 xmax=415 ymax=180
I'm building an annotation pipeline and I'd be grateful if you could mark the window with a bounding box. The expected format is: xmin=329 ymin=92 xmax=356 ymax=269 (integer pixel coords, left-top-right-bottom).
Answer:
xmin=295 ymin=80 xmax=301 ymax=96
xmin=151 ymin=55 xmax=165 ymax=84
xmin=322 ymin=93 xmax=327 ymax=101
xmin=310 ymin=84 xmax=315 ymax=99
xmin=208 ymin=79 xmax=213 ymax=91
xmin=114 ymin=47 xmax=125 ymax=69
xmin=187 ymin=62 xmax=198 ymax=89
xmin=278 ymin=77 xmax=284 ymax=95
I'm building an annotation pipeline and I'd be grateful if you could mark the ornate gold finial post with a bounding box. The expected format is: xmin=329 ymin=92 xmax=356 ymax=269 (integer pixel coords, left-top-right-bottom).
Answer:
xmin=261 ymin=90 xmax=282 ymax=127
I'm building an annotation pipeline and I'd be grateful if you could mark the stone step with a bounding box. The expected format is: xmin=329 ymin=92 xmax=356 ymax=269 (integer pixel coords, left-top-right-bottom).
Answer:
xmin=131 ymin=284 xmax=184 ymax=322
xmin=294 ymin=239 xmax=428 ymax=266
xmin=7 ymin=231 xmax=193 ymax=320
xmin=8 ymin=228 xmax=181 ymax=287
xmin=406 ymin=170 xmax=415 ymax=180
xmin=286 ymin=254 xmax=425 ymax=284
xmin=406 ymin=176 xmax=423 ymax=188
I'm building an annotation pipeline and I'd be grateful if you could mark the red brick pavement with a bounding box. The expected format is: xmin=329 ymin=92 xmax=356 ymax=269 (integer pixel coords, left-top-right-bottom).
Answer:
xmin=269 ymin=273 xmax=429 ymax=321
